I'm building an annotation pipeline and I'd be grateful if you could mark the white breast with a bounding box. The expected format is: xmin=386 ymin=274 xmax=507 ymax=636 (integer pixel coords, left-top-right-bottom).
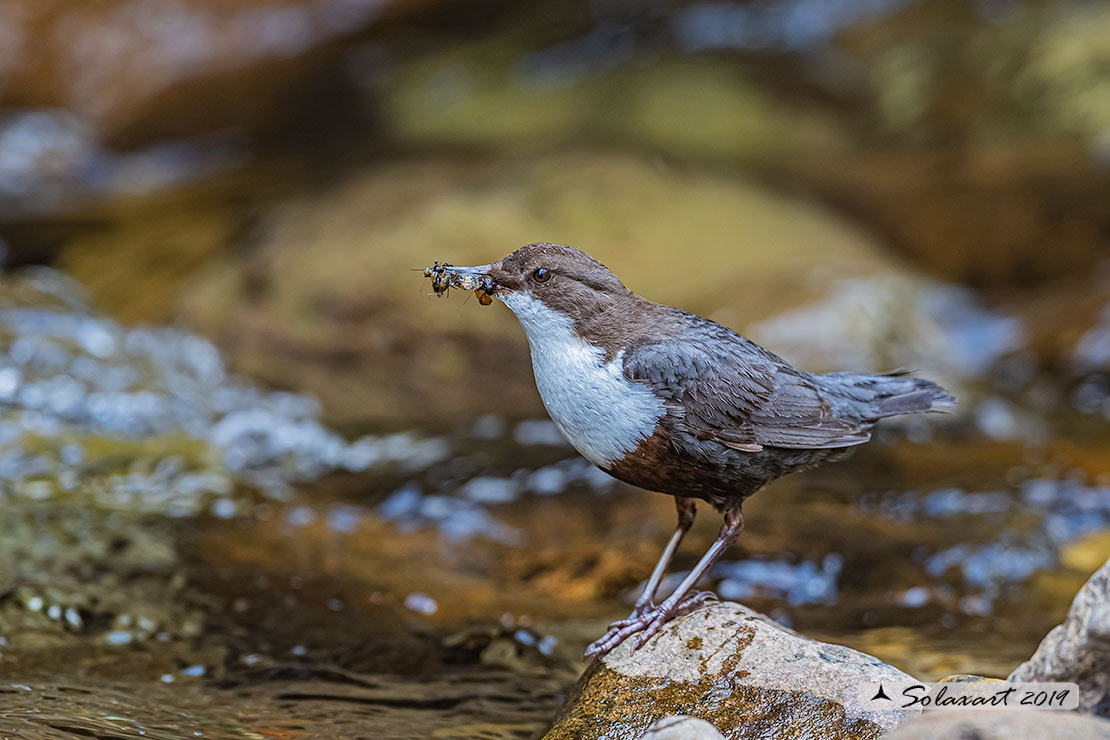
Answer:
xmin=499 ymin=292 xmax=664 ymax=468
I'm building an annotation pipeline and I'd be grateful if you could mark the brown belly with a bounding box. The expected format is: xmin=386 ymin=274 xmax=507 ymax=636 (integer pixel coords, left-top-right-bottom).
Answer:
xmin=604 ymin=425 xmax=854 ymax=509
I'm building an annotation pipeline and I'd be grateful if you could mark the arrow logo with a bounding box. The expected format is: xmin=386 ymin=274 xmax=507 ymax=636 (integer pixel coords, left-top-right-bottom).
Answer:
xmin=871 ymin=684 xmax=892 ymax=701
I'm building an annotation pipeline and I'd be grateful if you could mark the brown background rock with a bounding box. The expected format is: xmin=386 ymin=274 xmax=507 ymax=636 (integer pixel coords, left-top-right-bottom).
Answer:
xmin=0 ymin=0 xmax=434 ymax=146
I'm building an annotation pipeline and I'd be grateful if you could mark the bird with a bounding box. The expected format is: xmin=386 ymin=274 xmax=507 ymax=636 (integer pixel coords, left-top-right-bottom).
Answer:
xmin=427 ymin=242 xmax=954 ymax=658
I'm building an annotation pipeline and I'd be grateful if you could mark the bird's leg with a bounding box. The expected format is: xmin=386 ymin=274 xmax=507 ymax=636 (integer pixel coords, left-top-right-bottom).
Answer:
xmin=607 ymin=497 xmax=696 ymax=629
xmin=585 ymin=507 xmax=743 ymax=658
xmin=629 ymin=507 xmax=744 ymax=650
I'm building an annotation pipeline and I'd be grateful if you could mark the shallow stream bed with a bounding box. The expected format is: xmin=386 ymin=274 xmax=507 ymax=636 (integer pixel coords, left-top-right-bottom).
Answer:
xmin=1 ymin=386 xmax=1105 ymax=737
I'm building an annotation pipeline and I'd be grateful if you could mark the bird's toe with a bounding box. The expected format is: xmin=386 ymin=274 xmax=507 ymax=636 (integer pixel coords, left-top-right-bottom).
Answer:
xmin=607 ymin=602 xmax=655 ymax=630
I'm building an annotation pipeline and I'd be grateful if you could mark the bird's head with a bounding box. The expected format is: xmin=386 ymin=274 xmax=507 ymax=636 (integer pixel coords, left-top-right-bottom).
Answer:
xmin=443 ymin=243 xmax=633 ymax=329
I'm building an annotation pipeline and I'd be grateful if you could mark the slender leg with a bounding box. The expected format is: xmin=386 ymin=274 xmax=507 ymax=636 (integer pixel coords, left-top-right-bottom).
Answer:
xmin=585 ymin=506 xmax=743 ymax=658
xmin=608 ymin=497 xmax=696 ymax=628
xmin=629 ymin=507 xmax=743 ymax=650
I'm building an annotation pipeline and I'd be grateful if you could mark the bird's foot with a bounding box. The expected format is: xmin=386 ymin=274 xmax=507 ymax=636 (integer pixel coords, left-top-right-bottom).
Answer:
xmin=584 ymin=591 xmax=716 ymax=659
xmin=605 ymin=602 xmax=655 ymax=630
xmin=627 ymin=591 xmax=716 ymax=652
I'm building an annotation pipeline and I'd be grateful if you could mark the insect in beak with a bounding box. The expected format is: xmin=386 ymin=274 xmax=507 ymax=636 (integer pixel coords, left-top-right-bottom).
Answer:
xmin=423 ymin=262 xmax=498 ymax=306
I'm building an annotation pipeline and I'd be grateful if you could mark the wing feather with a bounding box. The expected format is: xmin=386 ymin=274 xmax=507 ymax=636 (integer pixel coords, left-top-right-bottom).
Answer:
xmin=622 ymin=332 xmax=870 ymax=451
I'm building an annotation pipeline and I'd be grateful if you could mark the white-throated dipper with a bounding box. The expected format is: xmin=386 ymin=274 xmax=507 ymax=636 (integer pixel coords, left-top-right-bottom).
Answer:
xmin=425 ymin=243 xmax=954 ymax=657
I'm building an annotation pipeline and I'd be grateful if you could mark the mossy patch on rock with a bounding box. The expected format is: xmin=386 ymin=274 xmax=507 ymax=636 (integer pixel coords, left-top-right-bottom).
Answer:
xmin=547 ymin=664 xmax=885 ymax=740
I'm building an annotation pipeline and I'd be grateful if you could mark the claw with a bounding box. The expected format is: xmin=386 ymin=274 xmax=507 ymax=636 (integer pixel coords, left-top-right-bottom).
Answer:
xmin=584 ymin=591 xmax=717 ymax=658
xmin=630 ymin=615 xmax=664 ymax=652
xmin=677 ymin=590 xmax=718 ymax=613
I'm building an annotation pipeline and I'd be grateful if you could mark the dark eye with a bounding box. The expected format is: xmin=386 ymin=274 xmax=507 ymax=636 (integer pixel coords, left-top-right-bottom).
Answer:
xmin=532 ymin=268 xmax=551 ymax=283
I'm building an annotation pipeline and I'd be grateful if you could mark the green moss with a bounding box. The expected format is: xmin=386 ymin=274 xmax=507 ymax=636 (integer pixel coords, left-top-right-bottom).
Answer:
xmin=23 ymin=431 xmax=215 ymax=469
xmin=546 ymin=663 xmax=885 ymax=740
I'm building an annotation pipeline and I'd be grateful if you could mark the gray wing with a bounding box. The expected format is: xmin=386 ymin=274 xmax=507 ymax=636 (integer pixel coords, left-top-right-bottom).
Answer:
xmin=622 ymin=335 xmax=870 ymax=451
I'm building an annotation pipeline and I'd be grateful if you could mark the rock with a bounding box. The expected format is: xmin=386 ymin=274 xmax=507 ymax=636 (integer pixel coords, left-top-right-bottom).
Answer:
xmin=882 ymin=711 xmax=1110 ymax=740
xmin=542 ymin=602 xmax=919 ymax=740
xmin=804 ymin=3 xmax=1110 ymax=287
xmin=0 ymin=0 xmax=432 ymax=147
xmin=643 ymin=716 xmax=726 ymax=740
xmin=1009 ymin=557 xmax=1110 ymax=717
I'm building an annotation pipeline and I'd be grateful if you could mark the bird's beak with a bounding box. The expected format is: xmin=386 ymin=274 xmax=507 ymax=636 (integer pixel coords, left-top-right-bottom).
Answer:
xmin=452 ymin=264 xmax=501 ymax=305
xmin=447 ymin=264 xmax=494 ymax=287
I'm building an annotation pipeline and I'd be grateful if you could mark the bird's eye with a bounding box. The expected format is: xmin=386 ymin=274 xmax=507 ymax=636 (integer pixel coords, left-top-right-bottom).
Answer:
xmin=532 ymin=268 xmax=551 ymax=283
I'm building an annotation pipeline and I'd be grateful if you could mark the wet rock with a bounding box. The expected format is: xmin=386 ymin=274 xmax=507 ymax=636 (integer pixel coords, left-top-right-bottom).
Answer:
xmin=882 ymin=711 xmax=1110 ymax=740
xmin=746 ymin=278 xmax=1020 ymax=391
xmin=1009 ymin=557 xmax=1110 ymax=717
xmin=643 ymin=716 xmax=726 ymax=740
xmin=543 ymin=602 xmax=918 ymax=740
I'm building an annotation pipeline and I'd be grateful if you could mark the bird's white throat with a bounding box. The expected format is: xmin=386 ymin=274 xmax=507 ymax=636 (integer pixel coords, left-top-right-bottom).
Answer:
xmin=498 ymin=291 xmax=664 ymax=467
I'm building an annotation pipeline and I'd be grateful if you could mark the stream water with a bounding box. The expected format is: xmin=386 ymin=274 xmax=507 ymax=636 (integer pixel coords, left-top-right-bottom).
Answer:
xmin=0 ymin=264 xmax=1106 ymax=738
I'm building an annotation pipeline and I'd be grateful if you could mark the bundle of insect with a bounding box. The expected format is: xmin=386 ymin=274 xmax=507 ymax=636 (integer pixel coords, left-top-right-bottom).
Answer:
xmin=423 ymin=262 xmax=496 ymax=305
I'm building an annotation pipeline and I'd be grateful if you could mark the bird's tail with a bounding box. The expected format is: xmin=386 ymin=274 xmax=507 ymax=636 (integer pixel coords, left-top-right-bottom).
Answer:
xmin=821 ymin=370 xmax=956 ymax=420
